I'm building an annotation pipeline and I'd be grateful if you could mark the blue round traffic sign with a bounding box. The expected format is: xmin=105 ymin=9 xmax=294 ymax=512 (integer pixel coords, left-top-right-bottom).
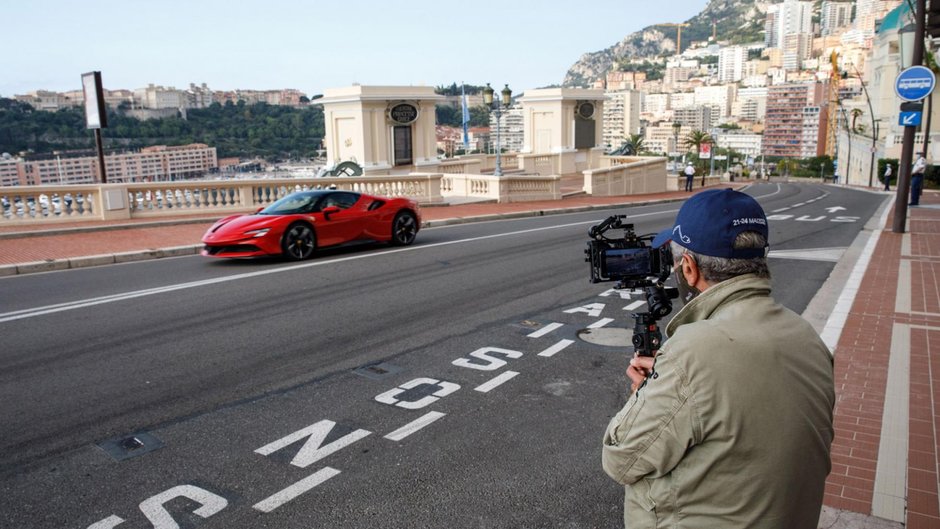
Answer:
xmin=896 ymin=66 xmax=936 ymax=102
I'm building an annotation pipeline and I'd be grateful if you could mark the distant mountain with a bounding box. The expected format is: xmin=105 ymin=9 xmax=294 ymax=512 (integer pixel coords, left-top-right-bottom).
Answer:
xmin=563 ymin=0 xmax=768 ymax=87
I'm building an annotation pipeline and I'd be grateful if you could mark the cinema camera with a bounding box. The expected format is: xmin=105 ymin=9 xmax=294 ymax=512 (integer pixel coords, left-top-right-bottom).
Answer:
xmin=585 ymin=215 xmax=678 ymax=358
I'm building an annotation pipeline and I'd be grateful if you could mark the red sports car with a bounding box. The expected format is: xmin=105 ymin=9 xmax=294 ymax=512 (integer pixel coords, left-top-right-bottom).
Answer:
xmin=202 ymin=190 xmax=421 ymax=260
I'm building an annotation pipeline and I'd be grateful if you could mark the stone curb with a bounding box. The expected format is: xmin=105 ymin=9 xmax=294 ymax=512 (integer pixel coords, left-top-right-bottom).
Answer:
xmin=0 ymin=193 xmax=718 ymax=277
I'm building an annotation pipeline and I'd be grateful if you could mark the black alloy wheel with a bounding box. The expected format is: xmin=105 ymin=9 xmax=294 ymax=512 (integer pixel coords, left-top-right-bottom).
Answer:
xmin=281 ymin=223 xmax=316 ymax=260
xmin=390 ymin=211 xmax=418 ymax=246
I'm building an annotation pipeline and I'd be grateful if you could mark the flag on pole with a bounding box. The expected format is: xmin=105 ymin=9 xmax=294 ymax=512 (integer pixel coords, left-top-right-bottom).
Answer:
xmin=461 ymin=83 xmax=470 ymax=150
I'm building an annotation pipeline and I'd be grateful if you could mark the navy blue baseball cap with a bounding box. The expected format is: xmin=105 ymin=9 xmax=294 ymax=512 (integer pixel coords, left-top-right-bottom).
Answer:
xmin=652 ymin=189 xmax=769 ymax=259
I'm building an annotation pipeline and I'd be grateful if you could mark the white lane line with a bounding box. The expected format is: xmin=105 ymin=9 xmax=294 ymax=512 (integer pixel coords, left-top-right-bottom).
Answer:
xmin=384 ymin=411 xmax=446 ymax=441
xmin=772 ymin=207 xmax=791 ymax=213
xmin=624 ymin=300 xmax=646 ymax=311
xmin=252 ymin=467 xmax=341 ymax=513
xmin=2 ymin=185 xmax=787 ymax=324
xmin=527 ymin=322 xmax=563 ymax=338
xmin=819 ymin=198 xmax=892 ymax=352
xmin=474 ymin=371 xmax=520 ymax=393
xmin=792 ymin=202 xmax=806 ymax=207
xmin=537 ymin=339 xmax=575 ymax=357
xmin=588 ymin=318 xmax=614 ymax=329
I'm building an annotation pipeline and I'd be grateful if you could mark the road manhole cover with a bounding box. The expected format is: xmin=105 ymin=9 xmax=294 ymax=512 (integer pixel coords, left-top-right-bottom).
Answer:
xmin=577 ymin=327 xmax=632 ymax=347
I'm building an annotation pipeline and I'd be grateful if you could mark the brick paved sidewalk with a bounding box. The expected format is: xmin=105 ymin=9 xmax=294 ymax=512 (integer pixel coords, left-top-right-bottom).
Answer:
xmin=823 ymin=192 xmax=940 ymax=528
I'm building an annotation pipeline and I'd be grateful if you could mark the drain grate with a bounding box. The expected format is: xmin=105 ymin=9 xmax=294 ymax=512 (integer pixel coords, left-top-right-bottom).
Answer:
xmin=97 ymin=432 xmax=164 ymax=461
xmin=353 ymin=362 xmax=402 ymax=380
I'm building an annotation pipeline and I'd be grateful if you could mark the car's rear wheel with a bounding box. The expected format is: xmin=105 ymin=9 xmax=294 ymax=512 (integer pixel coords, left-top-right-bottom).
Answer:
xmin=390 ymin=211 xmax=418 ymax=246
xmin=281 ymin=222 xmax=316 ymax=260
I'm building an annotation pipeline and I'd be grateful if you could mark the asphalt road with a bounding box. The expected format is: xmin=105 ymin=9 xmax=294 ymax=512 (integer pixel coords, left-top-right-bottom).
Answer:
xmin=0 ymin=183 xmax=887 ymax=528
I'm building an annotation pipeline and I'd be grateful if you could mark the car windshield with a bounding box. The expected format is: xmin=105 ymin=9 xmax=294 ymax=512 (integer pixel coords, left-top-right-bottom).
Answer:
xmin=257 ymin=191 xmax=326 ymax=215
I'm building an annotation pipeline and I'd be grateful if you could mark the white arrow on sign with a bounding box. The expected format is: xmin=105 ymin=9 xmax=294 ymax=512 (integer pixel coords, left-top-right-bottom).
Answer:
xmin=825 ymin=206 xmax=846 ymax=213
xmin=903 ymin=113 xmax=918 ymax=125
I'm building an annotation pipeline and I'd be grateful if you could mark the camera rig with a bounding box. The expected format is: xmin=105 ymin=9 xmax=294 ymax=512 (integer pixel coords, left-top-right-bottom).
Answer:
xmin=585 ymin=215 xmax=678 ymax=357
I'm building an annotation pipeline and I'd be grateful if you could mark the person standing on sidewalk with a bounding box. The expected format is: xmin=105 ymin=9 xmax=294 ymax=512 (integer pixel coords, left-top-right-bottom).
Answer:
xmin=683 ymin=162 xmax=695 ymax=192
xmin=883 ymin=163 xmax=892 ymax=192
xmin=602 ymin=189 xmax=835 ymax=529
xmin=910 ymin=152 xmax=926 ymax=206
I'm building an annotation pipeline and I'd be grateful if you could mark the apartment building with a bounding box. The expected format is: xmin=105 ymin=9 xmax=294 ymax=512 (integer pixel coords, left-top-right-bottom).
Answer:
xmin=603 ymin=90 xmax=641 ymax=149
xmin=673 ymin=105 xmax=714 ymax=132
xmin=714 ymin=131 xmax=763 ymax=157
xmin=694 ymin=85 xmax=736 ymax=119
xmin=644 ymin=123 xmax=688 ymax=156
xmin=821 ymin=1 xmax=853 ymax=36
xmin=1 ymin=144 xmax=218 ymax=186
xmin=763 ymin=83 xmax=826 ymax=157
xmin=487 ymin=106 xmax=523 ymax=153
xmin=718 ymin=46 xmax=748 ymax=83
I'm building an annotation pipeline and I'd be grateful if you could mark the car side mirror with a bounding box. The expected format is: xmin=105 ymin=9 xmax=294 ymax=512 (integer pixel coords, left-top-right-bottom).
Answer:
xmin=323 ymin=205 xmax=340 ymax=220
xmin=255 ymin=207 xmax=264 ymax=214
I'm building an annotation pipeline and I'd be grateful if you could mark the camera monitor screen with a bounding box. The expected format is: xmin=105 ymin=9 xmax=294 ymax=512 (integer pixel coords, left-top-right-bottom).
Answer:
xmin=604 ymin=248 xmax=652 ymax=277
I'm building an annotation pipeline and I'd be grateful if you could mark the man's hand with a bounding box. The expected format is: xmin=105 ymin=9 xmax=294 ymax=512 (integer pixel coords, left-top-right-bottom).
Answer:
xmin=626 ymin=353 xmax=657 ymax=394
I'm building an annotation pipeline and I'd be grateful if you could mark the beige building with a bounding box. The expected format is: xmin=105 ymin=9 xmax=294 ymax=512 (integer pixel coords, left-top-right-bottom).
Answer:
xmin=316 ymin=85 xmax=443 ymax=174
xmin=0 ymin=144 xmax=218 ymax=186
xmin=518 ymin=88 xmax=606 ymax=173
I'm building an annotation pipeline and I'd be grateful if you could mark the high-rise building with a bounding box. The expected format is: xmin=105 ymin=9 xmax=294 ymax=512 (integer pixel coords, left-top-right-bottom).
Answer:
xmin=821 ymin=1 xmax=853 ymax=36
xmin=603 ymin=90 xmax=642 ymax=149
xmin=694 ymin=85 xmax=736 ymax=119
xmin=766 ymin=0 xmax=813 ymax=49
xmin=718 ymin=46 xmax=748 ymax=83
xmin=488 ymin=106 xmax=523 ymax=153
xmin=673 ymin=105 xmax=714 ymax=132
xmin=763 ymin=83 xmax=826 ymax=157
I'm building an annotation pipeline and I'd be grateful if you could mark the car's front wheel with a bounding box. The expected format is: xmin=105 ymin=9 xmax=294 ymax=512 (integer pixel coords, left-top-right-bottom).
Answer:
xmin=390 ymin=211 xmax=418 ymax=246
xmin=281 ymin=222 xmax=316 ymax=260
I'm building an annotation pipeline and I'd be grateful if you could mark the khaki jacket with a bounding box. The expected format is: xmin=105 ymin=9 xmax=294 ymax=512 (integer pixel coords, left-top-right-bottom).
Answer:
xmin=602 ymin=274 xmax=834 ymax=528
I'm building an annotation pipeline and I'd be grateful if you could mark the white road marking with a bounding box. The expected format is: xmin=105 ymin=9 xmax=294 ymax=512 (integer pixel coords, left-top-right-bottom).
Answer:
xmin=474 ymin=371 xmax=520 ymax=393
xmin=453 ymin=347 xmax=523 ymax=371
xmin=252 ymin=467 xmax=341 ymax=513
xmin=564 ymin=303 xmax=606 ymax=317
xmin=624 ymin=300 xmax=646 ymax=311
xmin=2 ymin=185 xmax=787 ymax=324
xmin=527 ymin=322 xmax=563 ymax=338
xmin=588 ymin=318 xmax=614 ymax=329
xmin=255 ymin=420 xmax=371 ymax=469
xmin=772 ymin=207 xmax=791 ymax=213
xmin=537 ymin=339 xmax=575 ymax=357
xmin=820 ymin=197 xmax=891 ymax=351
xmin=384 ymin=411 xmax=446 ymax=441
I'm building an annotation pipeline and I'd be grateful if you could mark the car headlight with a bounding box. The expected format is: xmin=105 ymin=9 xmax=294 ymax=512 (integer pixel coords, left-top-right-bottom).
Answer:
xmin=244 ymin=228 xmax=270 ymax=238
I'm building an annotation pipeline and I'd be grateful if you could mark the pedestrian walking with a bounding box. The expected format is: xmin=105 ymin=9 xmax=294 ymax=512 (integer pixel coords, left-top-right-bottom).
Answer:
xmin=683 ymin=162 xmax=694 ymax=192
xmin=602 ymin=189 xmax=835 ymax=529
xmin=883 ymin=163 xmax=892 ymax=191
xmin=911 ymin=153 xmax=926 ymax=206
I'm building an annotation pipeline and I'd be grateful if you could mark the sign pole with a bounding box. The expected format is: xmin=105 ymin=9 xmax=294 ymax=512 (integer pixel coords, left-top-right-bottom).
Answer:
xmin=894 ymin=0 xmax=928 ymax=233
xmin=94 ymin=129 xmax=107 ymax=184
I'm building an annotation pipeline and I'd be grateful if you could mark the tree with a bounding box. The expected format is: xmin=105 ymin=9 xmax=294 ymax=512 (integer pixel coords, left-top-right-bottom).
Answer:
xmin=850 ymin=108 xmax=863 ymax=133
xmin=628 ymin=133 xmax=646 ymax=154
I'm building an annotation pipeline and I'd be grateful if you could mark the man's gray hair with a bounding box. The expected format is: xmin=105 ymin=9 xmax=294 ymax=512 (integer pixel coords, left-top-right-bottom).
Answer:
xmin=671 ymin=231 xmax=770 ymax=283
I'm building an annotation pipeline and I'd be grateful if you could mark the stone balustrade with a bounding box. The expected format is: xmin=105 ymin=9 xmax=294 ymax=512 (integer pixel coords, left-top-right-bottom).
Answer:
xmin=439 ymin=173 xmax=561 ymax=203
xmin=0 ymin=174 xmax=446 ymax=226
xmin=583 ymin=157 xmax=669 ymax=196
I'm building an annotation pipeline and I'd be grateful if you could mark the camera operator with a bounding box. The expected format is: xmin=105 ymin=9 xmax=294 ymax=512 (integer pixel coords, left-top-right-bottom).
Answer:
xmin=601 ymin=189 xmax=835 ymax=528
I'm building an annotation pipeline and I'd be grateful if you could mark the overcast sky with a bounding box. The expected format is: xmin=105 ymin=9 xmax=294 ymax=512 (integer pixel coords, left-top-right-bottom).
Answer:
xmin=1 ymin=0 xmax=709 ymax=97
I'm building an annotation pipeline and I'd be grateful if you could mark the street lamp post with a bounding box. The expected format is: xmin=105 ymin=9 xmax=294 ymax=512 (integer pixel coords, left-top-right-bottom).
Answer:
xmin=672 ymin=121 xmax=682 ymax=173
xmin=482 ymin=83 xmax=512 ymax=177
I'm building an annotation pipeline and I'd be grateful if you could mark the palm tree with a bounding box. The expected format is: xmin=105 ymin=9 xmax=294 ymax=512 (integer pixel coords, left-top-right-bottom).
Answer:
xmin=628 ymin=133 xmax=646 ymax=154
xmin=850 ymin=108 xmax=863 ymax=133
xmin=683 ymin=130 xmax=713 ymax=178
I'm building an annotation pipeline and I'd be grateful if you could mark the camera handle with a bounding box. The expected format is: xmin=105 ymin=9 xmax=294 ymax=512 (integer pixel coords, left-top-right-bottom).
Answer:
xmin=628 ymin=285 xmax=678 ymax=382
